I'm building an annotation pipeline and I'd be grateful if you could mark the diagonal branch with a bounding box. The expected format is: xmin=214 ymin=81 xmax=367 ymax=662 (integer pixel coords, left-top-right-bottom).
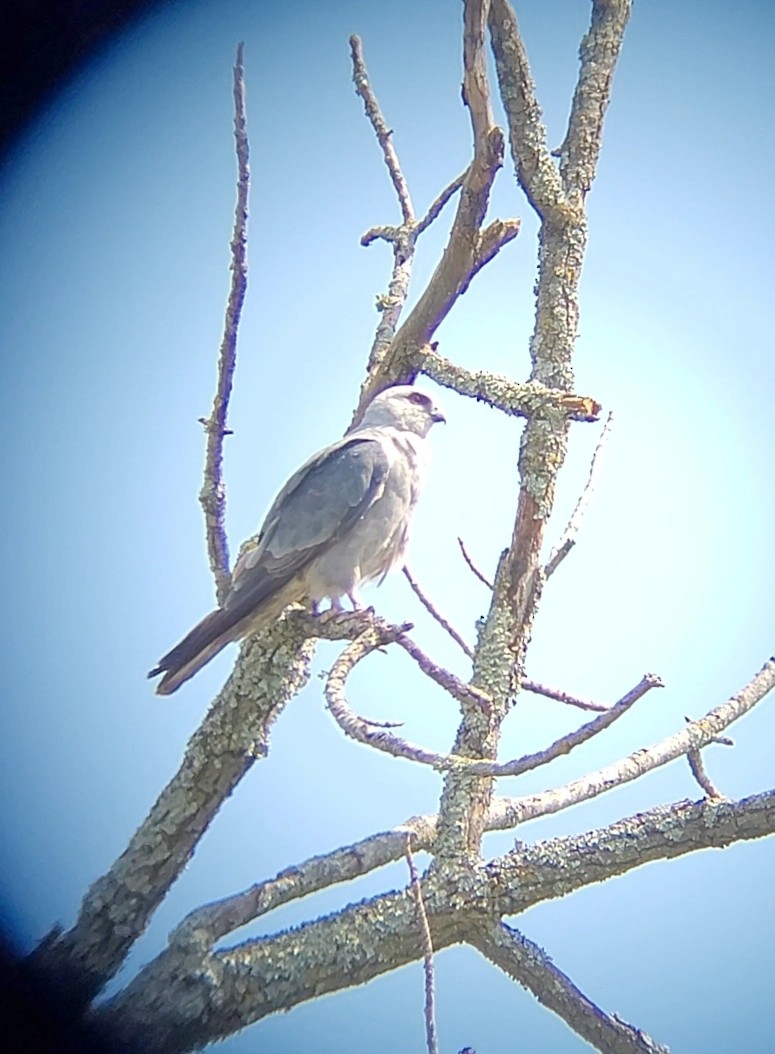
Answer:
xmin=545 ymin=410 xmax=614 ymax=577
xmin=357 ymin=0 xmax=520 ymax=405
xmin=405 ymin=838 xmax=439 ymax=1054
xmin=520 ymin=678 xmax=609 ymax=712
xmin=29 ymin=617 xmax=316 ymax=1004
xmin=471 ymin=921 xmax=670 ymax=1054
xmin=198 ymin=43 xmax=249 ymax=605
xmin=350 ymin=34 xmax=414 ymax=224
xmin=98 ymin=790 xmax=775 ymax=1049
xmin=493 ymin=656 xmax=775 ymax=828
xmin=402 ymin=564 xmax=474 ymax=658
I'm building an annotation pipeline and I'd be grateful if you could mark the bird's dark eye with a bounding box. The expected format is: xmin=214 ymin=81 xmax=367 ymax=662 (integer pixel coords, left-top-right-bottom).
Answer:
xmin=408 ymin=391 xmax=431 ymax=407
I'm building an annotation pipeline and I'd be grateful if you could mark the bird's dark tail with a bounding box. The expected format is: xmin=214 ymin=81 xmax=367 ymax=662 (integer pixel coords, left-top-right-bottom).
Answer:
xmin=148 ymin=609 xmax=240 ymax=695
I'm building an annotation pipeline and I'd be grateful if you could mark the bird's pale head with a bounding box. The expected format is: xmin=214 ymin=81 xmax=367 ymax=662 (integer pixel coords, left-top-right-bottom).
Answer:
xmin=359 ymin=385 xmax=446 ymax=437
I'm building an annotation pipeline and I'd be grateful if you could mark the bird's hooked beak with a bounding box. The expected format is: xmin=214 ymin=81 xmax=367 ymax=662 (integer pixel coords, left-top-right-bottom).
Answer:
xmin=432 ymin=409 xmax=446 ymax=424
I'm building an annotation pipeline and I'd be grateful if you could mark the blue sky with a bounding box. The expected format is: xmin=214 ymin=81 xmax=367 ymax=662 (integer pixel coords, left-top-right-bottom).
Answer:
xmin=1 ymin=0 xmax=774 ymax=1051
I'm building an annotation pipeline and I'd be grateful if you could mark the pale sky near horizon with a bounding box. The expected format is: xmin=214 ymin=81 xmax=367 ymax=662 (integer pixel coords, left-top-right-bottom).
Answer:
xmin=1 ymin=1 xmax=774 ymax=1051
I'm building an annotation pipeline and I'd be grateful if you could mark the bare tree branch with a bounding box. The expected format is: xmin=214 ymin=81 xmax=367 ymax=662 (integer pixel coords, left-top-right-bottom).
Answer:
xmin=350 ymin=34 xmax=414 ymax=224
xmin=31 ymin=617 xmax=316 ymax=1003
xmin=415 ymin=170 xmax=467 ymax=235
xmin=687 ymin=749 xmax=724 ymax=800
xmin=494 ymin=657 xmax=775 ymax=828
xmin=198 ymin=43 xmax=249 ymax=605
xmin=325 ymin=626 xmax=660 ymax=779
xmin=356 ymin=0 xmax=520 ymax=405
xmin=457 ymin=536 xmax=494 ymax=589
xmin=559 ymin=0 xmax=634 ymax=201
xmin=545 ymin=410 xmax=614 ymax=577
xmin=420 ymin=347 xmax=601 ymax=420
xmin=520 ymin=678 xmax=609 ymax=712
xmin=98 ymin=791 xmax=775 ymax=1049
xmin=402 ymin=564 xmax=474 ymax=658
xmin=405 ymin=838 xmax=439 ymax=1054
xmin=471 ymin=922 xmax=670 ymax=1054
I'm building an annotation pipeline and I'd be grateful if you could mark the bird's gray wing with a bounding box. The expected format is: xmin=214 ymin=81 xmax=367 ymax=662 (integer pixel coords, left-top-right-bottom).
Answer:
xmin=224 ymin=433 xmax=391 ymax=617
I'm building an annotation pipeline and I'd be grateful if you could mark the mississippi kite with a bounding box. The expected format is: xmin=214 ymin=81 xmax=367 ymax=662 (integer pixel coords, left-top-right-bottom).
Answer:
xmin=149 ymin=385 xmax=445 ymax=694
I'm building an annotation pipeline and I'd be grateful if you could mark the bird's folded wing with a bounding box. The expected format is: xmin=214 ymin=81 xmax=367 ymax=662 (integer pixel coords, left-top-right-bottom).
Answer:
xmin=224 ymin=433 xmax=391 ymax=617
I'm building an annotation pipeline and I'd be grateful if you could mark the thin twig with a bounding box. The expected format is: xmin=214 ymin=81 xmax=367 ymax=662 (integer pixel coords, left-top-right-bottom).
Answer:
xmin=520 ymin=679 xmax=609 ymax=713
xmin=402 ymin=565 xmax=474 ymax=658
xmin=687 ymin=750 xmax=724 ymax=800
xmin=198 ymin=42 xmax=250 ymax=605
xmin=457 ymin=537 xmax=494 ymax=589
xmin=415 ymin=170 xmax=467 ymax=235
xmin=405 ymin=837 xmax=438 ymax=1054
xmin=355 ymin=0 xmax=521 ymax=409
xmin=350 ymin=35 xmax=414 ymax=224
xmin=545 ymin=411 xmax=614 ymax=577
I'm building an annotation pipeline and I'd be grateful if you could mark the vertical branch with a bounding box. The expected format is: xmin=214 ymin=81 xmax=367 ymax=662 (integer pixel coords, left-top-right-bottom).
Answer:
xmin=434 ymin=0 xmax=632 ymax=862
xmin=199 ymin=42 xmax=250 ymax=605
xmin=405 ymin=838 xmax=438 ymax=1054
xmin=559 ymin=0 xmax=633 ymax=200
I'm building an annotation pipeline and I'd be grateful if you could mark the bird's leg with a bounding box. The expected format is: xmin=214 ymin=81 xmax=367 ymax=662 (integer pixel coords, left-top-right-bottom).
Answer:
xmin=347 ymin=590 xmax=363 ymax=611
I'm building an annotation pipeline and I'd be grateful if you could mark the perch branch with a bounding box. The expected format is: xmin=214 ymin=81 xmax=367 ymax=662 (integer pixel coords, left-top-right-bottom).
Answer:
xmin=198 ymin=43 xmax=250 ymax=604
xmin=30 ymin=617 xmax=316 ymax=1004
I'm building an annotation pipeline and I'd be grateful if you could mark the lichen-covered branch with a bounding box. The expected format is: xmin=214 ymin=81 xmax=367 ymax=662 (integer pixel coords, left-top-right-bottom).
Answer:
xmin=97 ymin=790 xmax=775 ymax=1051
xmin=418 ymin=346 xmax=600 ymax=421
xmin=559 ymin=0 xmax=634 ymax=201
xmin=30 ymin=618 xmax=315 ymax=1004
xmin=431 ymin=0 xmax=631 ymax=862
xmin=471 ymin=922 xmax=670 ymax=1054
xmin=357 ymin=0 xmax=520 ymax=405
xmin=198 ymin=43 xmax=249 ymax=605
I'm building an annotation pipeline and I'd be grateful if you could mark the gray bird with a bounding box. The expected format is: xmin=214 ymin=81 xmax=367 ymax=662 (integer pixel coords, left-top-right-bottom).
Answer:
xmin=149 ymin=385 xmax=445 ymax=694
